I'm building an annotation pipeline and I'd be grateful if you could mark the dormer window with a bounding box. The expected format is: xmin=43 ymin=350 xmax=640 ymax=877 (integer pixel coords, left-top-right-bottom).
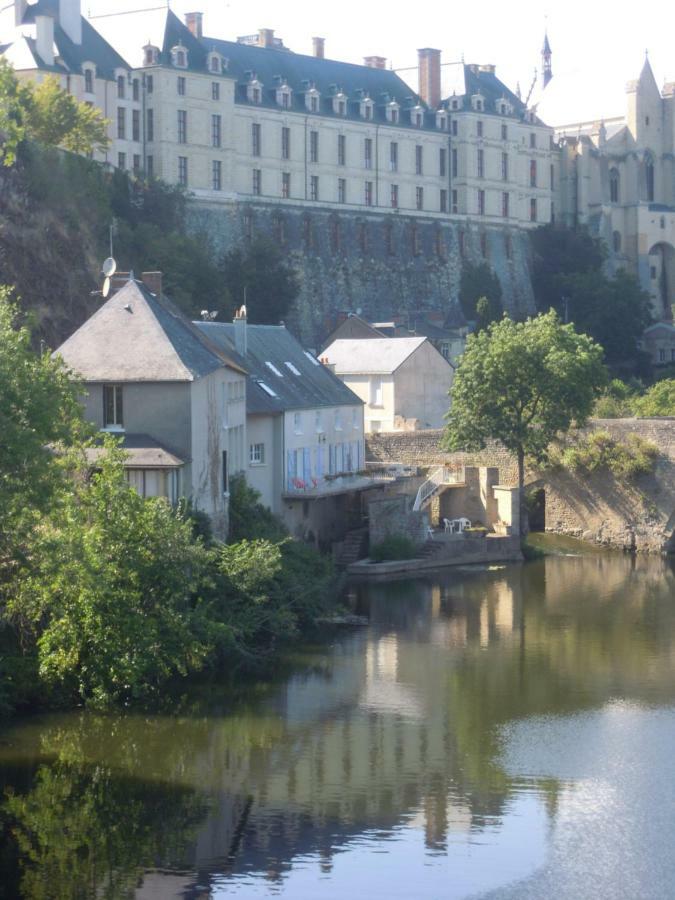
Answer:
xmin=450 ymin=96 xmax=462 ymax=111
xmin=247 ymin=78 xmax=263 ymax=104
xmin=84 ymin=68 xmax=94 ymax=94
xmin=333 ymin=92 xmax=348 ymax=116
xmin=525 ymin=109 xmax=536 ymax=124
xmin=436 ymin=110 xmax=448 ymax=130
xmin=360 ymin=97 xmax=373 ymax=120
xmin=498 ymin=100 xmax=511 ymax=116
xmin=305 ymin=86 xmax=320 ymax=112
xmin=208 ymin=53 xmax=223 ymax=74
xmin=471 ymin=94 xmax=485 ymax=111
xmin=276 ymin=83 xmax=292 ymax=108
xmin=171 ymin=45 xmax=188 ymax=68
xmin=143 ymin=44 xmax=159 ymax=67
xmin=411 ymin=105 xmax=424 ymax=127
xmin=386 ymin=100 xmax=400 ymax=124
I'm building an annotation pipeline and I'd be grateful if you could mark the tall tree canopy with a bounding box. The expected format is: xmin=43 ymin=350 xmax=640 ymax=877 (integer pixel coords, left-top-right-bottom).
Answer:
xmin=444 ymin=311 xmax=606 ymax=529
xmin=459 ymin=262 xmax=503 ymax=331
xmin=220 ymin=236 xmax=300 ymax=324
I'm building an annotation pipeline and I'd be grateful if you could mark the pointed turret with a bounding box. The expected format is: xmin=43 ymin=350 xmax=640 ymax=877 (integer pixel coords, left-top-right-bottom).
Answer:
xmin=542 ymin=31 xmax=552 ymax=88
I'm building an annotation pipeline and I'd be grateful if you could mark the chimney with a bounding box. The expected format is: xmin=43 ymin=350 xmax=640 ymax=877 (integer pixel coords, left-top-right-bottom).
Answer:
xmin=233 ymin=306 xmax=247 ymax=356
xmin=184 ymin=12 xmax=203 ymax=39
xmin=364 ymin=55 xmax=387 ymax=70
xmin=258 ymin=28 xmax=275 ymax=48
xmin=418 ymin=48 xmax=441 ymax=109
xmin=141 ymin=271 xmax=163 ymax=296
xmin=58 ymin=0 xmax=82 ymax=45
xmin=35 ymin=15 xmax=55 ymax=67
xmin=312 ymin=36 xmax=325 ymax=59
xmin=320 ymin=356 xmax=336 ymax=373
xmin=14 ymin=0 xmax=28 ymax=27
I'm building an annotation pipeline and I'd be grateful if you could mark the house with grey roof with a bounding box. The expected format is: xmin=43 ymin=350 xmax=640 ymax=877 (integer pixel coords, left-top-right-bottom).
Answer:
xmin=197 ymin=314 xmax=370 ymax=546
xmin=55 ymin=276 xmax=247 ymax=537
xmin=322 ymin=336 xmax=454 ymax=432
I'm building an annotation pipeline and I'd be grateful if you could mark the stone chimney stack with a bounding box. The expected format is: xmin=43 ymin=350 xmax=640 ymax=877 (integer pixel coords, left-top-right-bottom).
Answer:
xmin=233 ymin=306 xmax=248 ymax=356
xmin=258 ymin=28 xmax=275 ymax=48
xmin=312 ymin=36 xmax=325 ymax=59
xmin=141 ymin=271 xmax=163 ymax=296
xmin=58 ymin=0 xmax=82 ymax=46
xmin=418 ymin=48 xmax=441 ymax=109
xmin=364 ymin=55 xmax=387 ymax=70
xmin=185 ymin=12 xmax=203 ymax=39
xmin=35 ymin=14 xmax=55 ymax=67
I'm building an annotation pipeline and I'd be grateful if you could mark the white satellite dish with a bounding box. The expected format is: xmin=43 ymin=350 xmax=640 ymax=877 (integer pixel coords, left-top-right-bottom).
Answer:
xmin=102 ymin=276 xmax=111 ymax=299
xmin=102 ymin=257 xmax=117 ymax=278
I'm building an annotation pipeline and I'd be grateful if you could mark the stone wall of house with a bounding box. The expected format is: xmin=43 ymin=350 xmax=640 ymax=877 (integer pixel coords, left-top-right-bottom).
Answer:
xmin=368 ymin=494 xmax=429 ymax=548
xmin=366 ymin=419 xmax=675 ymax=553
xmin=187 ymin=199 xmax=536 ymax=346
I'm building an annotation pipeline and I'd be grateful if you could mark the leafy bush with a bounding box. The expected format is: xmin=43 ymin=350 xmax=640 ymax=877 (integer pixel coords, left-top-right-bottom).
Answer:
xmin=227 ymin=474 xmax=287 ymax=543
xmin=370 ymin=535 xmax=419 ymax=562
xmin=547 ymin=430 xmax=658 ymax=479
xmin=632 ymin=379 xmax=675 ymax=417
xmin=593 ymin=379 xmax=638 ymax=418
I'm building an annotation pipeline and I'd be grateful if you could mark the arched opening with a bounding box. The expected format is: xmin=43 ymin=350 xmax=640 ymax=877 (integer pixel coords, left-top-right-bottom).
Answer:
xmin=648 ymin=242 xmax=675 ymax=320
xmin=526 ymin=487 xmax=546 ymax=532
xmin=609 ymin=167 xmax=620 ymax=204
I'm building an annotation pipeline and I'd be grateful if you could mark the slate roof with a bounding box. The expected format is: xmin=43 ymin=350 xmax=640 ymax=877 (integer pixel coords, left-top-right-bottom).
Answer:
xmin=56 ymin=279 xmax=244 ymax=382
xmin=85 ymin=434 xmax=184 ymax=468
xmin=196 ymin=322 xmax=362 ymax=415
xmin=322 ymin=336 xmax=429 ymax=375
xmin=439 ymin=62 xmax=533 ymax=119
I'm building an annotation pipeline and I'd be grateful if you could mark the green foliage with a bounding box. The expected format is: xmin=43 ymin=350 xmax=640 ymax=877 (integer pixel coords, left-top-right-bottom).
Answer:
xmin=0 ymin=59 xmax=28 ymax=165
xmin=593 ymin=379 xmax=639 ymax=418
xmin=531 ymin=223 xmax=606 ymax=309
xmin=8 ymin=442 xmax=221 ymax=707
xmin=220 ymin=235 xmax=300 ymax=324
xmin=23 ymin=76 xmax=109 ymax=155
xmin=228 ymin=473 xmax=287 ymax=543
xmin=632 ymin=379 xmax=675 ymax=417
xmin=370 ymin=535 xmax=419 ymax=562
xmin=459 ymin=262 xmax=503 ymax=329
xmin=547 ymin=430 xmax=658 ymax=479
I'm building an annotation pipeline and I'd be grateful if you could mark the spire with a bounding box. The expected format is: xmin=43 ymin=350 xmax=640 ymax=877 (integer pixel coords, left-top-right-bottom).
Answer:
xmin=542 ymin=30 xmax=552 ymax=88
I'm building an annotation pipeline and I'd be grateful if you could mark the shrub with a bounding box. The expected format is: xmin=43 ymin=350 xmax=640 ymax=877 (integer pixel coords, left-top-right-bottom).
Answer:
xmin=593 ymin=379 xmax=638 ymax=418
xmin=547 ymin=430 xmax=658 ymax=479
xmin=632 ymin=380 xmax=675 ymax=417
xmin=227 ymin=474 xmax=287 ymax=543
xmin=370 ymin=535 xmax=419 ymax=562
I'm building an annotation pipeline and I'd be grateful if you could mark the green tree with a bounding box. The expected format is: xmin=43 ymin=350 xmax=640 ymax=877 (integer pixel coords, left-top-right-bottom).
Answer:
xmin=220 ymin=235 xmax=300 ymax=324
xmin=443 ymin=311 xmax=606 ymax=530
xmin=0 ymin=59 xmax=29 ymax=165
xmin=23 ymin=75 xmax=109 ymax=155
xmin=632 ymin=379 xmax=675 ymax=416
xmin=459 ymin=262 xmax=503 ymax=329
xmin=531 ymin=223 xmax=606 ymax=313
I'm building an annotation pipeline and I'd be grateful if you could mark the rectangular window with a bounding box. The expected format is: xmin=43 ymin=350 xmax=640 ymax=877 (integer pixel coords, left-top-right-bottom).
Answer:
xmin=530 ymin=159 xmax=537 ymax=187
xmin=117 ymin=107 xmax=125 ymax=139
xmin=451 ymin=119 xmax=458 ymax=136
xmin=117 ymin=75 xmax=125 ymax=99
xmin=212 ymin=81 xmax=220 ymax=101
xmin=132 ymin=78 xmax=140 ymax=102
xmin=440 ymin=189 xmax=447 ymax=212
xmin=440 ymin=147 xmax=447 ymax=177
xmin=146 ymin=74 xmax=153 ymax=94
xmin=250 ymin=443 xmax=265 ymax=465
xmin=451 ymin=148 xmax=458 ymax=177
xmin=132 ymin=109 xmax=140 ymax=142
xmin=252 ymin=122 xmax=261 ymax=156
xmin=338 ymin=177 xmax=346 ymax=203
xmin=452 ymin=189 xmax=458 ymax=214
xmin=282 ymin=171 xmax=290 ymax=199
xmin=338 ymin=134 xmax=346 ymax=166
xmin=252 ymin=168 xmax=262 ymax=195
xmin=416 ymin=186 xmax=424 ymax=210
xmin=310 ymin=174 xmax=319 ymax=201
xmin=212 ymin=159 xmax=222 ymax=191
xmin=530 ymin=198 xmax=537 ymax=221
xmin=177 ymin=109 xmax=187 ymax=144
xmin=177 ymin=76 xmax=186 ymax=96
xmin=390 ymin=141 xmax=398 ymax=172
xmin=146 ymin=155 xmax=153 ymax=177
xmin=133 ymin=154 xmax=141 ymax=174
xmin=365 ymin=137 xmax=372 ymax=169
xmin=390 ymin=184 xmax=399 ymax=208
xmin=501 ymin=123 xmax=508 ymax=140
xmin=478 ymin=189 xmax=485 ymax=215
xmin=530 ymin=132 xmax=536 ymax=148
xmin=501 ymin=152 xmax=509 ymax=181
xmin=310 ymin=130 xmax=319 ymax=163
xmin=370 ymin=377 xmax=383 ymax=406
xmin=415 ymin=144 xmax=423 ymax=175
xmin=365 ymin=180 xmax=373 ymax=206
xmin=502 ymin=191 xmax=509 ymax=217
xmin=477 ymin=120 xmax=483 ymax=137
xmin=178 ymin=156 xmax=188 ymax=185
xmin=550 ymin=164 xmax=555 ymax=190
xmin=84 ymin=69 xmax=93 ymax=93
xmin=212 ymin=114 xmax=221 ymax=148
xmin=281 ymin=126 xmax=290 ymax=159
xmin=293 ymin=412 xmax=303 ymax=434
xmin=117 ymin=151 xmax=126 ymax=170
xmin=146 ymin=109 xmax=154 ymax=142
xmin=477 ymin=148 xmax=484 ymax=178
xmin=103 ymin=385 xmax=123 ymax=427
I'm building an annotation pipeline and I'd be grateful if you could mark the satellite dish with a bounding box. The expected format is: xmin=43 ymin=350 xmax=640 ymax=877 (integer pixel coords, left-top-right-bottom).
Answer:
xmin=102 ymin=257 xmax=117 ymax=278
xmin=102 ymin=277 xmax=111 ymax=299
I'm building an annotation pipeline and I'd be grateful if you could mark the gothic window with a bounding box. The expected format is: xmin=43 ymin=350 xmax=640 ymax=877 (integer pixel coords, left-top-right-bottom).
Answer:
xmin=609 ymin=168 xmax=620 ymax=204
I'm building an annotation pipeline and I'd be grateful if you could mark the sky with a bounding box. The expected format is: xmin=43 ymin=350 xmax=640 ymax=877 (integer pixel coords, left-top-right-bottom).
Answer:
xmin=81 ymin=0 xmax=675 ymax=126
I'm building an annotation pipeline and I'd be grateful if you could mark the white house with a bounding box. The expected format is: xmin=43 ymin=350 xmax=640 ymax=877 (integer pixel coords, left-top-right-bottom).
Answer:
xmin=322 ymin=336 xmax=454 ymax=432
xmin=55 ymin=276 xmax=247 ymax=537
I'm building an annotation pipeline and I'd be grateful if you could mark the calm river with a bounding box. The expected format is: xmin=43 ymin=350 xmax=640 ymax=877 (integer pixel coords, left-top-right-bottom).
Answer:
xmin=2 ymin=544 xmax=675 ymax=898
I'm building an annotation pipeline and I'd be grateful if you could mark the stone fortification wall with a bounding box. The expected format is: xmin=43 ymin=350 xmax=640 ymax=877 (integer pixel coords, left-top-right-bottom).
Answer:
xmin=367 ymin=419 xmax=675 ymax=553
xmin=187 ymin=200 xmax=536 ymax=346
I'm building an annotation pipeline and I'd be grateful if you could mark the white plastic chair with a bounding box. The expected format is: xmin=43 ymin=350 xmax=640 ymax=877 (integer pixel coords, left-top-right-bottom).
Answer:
xmin=457 ymin=517 xmax=471 ymax=532
xmin=443 ymin=518 xmax=454 ymax=533
xmin=426 ymin=526 xmax=435 ymax=539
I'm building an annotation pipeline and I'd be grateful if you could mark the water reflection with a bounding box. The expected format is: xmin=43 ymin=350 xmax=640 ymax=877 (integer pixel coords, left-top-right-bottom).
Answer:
xmin=1 ymin=552 xmax=675 ymax=898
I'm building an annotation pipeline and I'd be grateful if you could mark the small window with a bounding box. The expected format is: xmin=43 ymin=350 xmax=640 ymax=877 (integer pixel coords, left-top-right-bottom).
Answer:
xmin=293 ymin=411 xmax=303 ymax=434
xmin=530 ymin=198 xmax=537 ymax=222
xmin=451 ymin=119 xmax=458 ymax=136
xmin=415 ymin=145 xmax=423 ymax=175
xmin=530 ymin=133 xmax=536 ymax=148
xmin=477 ymin=120 xmax=483 ymax=137
xmin=252 ymin=122 xmax=261 ymax=156
xmin=416 ymin=186 xmax=424 ymax=210
xmin=659 ymin=348 xmax=666 ymax=362
xmin=390 ymin=184 xmax=399 ymax=208
xmin=178 ymin=155 xmax=188 ymax=186
xmin=315 ymin=410 xmax=324 ymax=433
xmin=265 ymin=361 xmax=283 ymax=377
xmin=177 ymin=76 xmax=186 ymax=96
xmin=310 ymin=130 xmax=319 ymax=163
xmin=146 ymin=74 xmax=153 ymax=94
xmin=281 ymin=171 xmax=291 ymax=199
xmin=338 ymin=134 xmax=346 ymax=166
xmin=103 ymin=385 xmax=124 ymax=428
xmin=250 ymin=443 xmax=265 ymax=465
xmin=212 ymin=159 xmax=222 ymax=191
xmin=258 ymin=380 xmax=278 ymax=397
xmin=478 ymin=189 xmax=485 ymax=215
xmin=365 ymin=137 xmax=373 ymax=170
xmin=365 ymin=181 xmax=373 ymax=206
xmin=117 ymin=75 xmax=125 ymax=99
xmin=285 ymin=361 xmax=301 ymax=375
xmin=118 ymin=151 xmax=126 ymax=170
xmin=212 ymin=82 xmax=220 ymax=101
xmin=334 ymin=409 xmax=343 ymax=431
xmin=84 ymin=69 xmax=94 ymax=93
xmin=501 ymin=123 xmax=508 ymax=140
xmin=281 ymin=126 xmax=291 ymax=160
xmin=310 ymin=175 xmax=319 ymax=201
xmin=252 ymin=168 xmax=261 ymax=195
xmin=338 ymin=178 xmax=346 ymax=204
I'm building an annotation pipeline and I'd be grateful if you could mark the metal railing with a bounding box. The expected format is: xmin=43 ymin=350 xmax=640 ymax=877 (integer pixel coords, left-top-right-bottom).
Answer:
xmin=413 ymin=466 xmax=465 ymax=511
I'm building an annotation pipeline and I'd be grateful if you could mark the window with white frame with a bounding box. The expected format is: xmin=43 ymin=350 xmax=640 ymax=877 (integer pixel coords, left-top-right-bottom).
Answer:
xmin=103 ymin=384 xmax=124 ymax=428
xmin=386 ymin=101 xmax=400 ymax=124
xmin=249 ymin=443 xmax=265 ymax=465
xmin=370 ymin=377 xmax=383 ymax=406
xmin=293 ymin=411 xmax=303 ymax=434
xmin=305 ymin=87 xmax=320 ymax=112
xmin=360 ymin=98 xmax=373 ymax=120
xmin=334 ymin=409 xmax=343 ymax=431
xmin=247 ymin=79 xmax=263 ymax=104
xmin=172 ymin=45 xmax=187 ymax=68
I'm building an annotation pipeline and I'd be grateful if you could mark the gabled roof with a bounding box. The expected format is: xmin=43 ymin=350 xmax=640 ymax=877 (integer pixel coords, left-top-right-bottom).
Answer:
xmin=323 ymin=336 xmax=433 ymax=375
xmin=86 ymin=434 xmax=184 ymax=468
xmin=196 ymin=322 xmax=362 ymax=414
xmin=320 ymin=315 xmax=385 ymax=351
xmin=440 ymin=62 xmax=531 ymax=120
xmin=56 ymin=280 xmax=244 ymax=382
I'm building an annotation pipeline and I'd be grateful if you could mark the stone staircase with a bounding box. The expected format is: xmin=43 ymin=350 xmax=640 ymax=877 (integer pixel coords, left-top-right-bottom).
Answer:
xmin=337 ymin=528 xmax=368 ymax=568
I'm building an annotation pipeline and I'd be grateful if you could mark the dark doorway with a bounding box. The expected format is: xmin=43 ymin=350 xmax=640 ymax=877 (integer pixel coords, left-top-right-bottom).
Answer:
xmin=526 ymin=487 xmax=546 ymax=532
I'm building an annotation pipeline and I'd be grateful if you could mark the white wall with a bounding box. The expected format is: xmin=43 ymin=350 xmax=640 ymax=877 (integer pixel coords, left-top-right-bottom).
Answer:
xmin=394 ymin=342 xmax=454 ymax=428
xmin=282 ymin=404 xmax=365 ymax=489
